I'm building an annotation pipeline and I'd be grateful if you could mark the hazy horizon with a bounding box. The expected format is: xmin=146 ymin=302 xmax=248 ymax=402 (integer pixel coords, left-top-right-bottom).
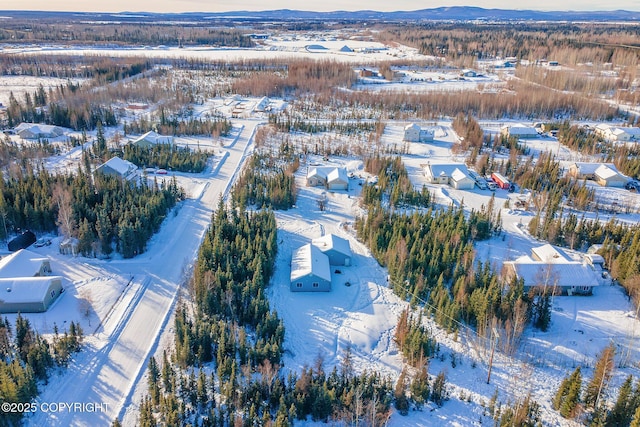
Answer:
xmin=3 ymin=0 xmax=640 ymax=14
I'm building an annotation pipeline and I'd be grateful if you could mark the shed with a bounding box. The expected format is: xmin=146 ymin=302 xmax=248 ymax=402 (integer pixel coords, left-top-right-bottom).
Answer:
xmin=0 ymin=276 xmax=63 ymax=313
xmin=312 ymin=234 xmax=352 ymax=266
xmin=290 ymin=244 xmax=331 ymax=292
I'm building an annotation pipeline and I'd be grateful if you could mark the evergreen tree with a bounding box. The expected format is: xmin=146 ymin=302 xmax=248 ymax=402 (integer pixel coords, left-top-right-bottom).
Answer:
xmin=606 ymin=375 xmax=635 ymax=427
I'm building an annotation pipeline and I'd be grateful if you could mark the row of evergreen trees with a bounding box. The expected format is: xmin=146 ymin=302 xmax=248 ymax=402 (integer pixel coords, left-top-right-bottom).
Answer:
xmin=123 ymin=143 xmax=210 ymax=173
xmin=0 ymin=315 xmax=83 ymax=427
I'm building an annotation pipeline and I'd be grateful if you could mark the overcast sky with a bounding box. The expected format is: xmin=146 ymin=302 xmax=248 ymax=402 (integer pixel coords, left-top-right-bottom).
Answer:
xmin=5 ymin=0 xmax=640 ymax=13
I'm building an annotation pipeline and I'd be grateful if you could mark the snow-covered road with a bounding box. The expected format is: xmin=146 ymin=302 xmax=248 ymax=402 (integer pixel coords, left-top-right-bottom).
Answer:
xmin=25 ymin=120 xmax=261 ymax=427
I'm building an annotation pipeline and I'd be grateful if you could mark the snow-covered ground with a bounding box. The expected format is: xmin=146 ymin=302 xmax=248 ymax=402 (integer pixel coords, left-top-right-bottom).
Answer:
xmin=10 ymin=119 xmax=262 ymax=426
xmin=3 ymin=67 xmax=640 ymax=425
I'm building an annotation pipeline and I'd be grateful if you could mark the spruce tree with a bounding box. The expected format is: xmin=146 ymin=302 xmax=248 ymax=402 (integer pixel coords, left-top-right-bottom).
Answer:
xmin=606 ymin=375 xmax=635 ymax=427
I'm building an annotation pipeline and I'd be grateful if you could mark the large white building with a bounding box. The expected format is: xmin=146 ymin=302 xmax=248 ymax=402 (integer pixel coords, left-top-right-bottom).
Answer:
xmin=14 ymin=123 xmax=65 ymax=140
xmin=423 ymin=163 xmax=475 ymax=190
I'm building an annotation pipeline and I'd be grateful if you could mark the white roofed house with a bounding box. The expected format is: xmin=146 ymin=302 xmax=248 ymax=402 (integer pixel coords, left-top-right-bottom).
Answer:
xmin=253 ymin=97 xmax=270 ymax=112
xmin=423 ymin=163 xmax=474 ymax=189
xmin=312 ymin=234 xmax=352 ymax=266
xmin=290 ymin=244 xmax=332 ymax=292
xmin=94 ymin=156 xmax=139 ymax=181
xmin=14 ymin=122 xmax=65 ymax=140
xmin=306 ymin=167 xmax=349 ymax=190
xmin=0 ymin=277 xmax=63 ymax=313
xmin=502 ymin=244 xmax=601 ymax=296
xmin=0 ymin=249 xmax=52 ymax=278
xmin=594 ymin=164 xmax=628 ymax=187
xmin=567 ymin=162 xmax=616 ymax=180
xmin=130 ymin=131 xmax=174 ymax=148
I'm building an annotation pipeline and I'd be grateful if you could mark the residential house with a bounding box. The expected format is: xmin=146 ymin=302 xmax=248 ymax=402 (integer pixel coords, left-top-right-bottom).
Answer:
xmin=94 ymin=156 xmax=139 ymax=181
xmin=290 ymin=244 xmax=332 ymax=292
xmin=503 ymin=244 xmax=601 ymax=295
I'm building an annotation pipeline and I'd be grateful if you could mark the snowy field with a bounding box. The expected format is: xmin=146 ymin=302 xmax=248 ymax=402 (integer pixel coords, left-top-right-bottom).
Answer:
xmin=0 ymin=75 xmax=87 ymax=107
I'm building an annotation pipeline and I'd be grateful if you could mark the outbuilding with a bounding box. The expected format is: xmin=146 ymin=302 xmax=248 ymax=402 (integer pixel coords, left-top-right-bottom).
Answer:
xmin=290 ymin=244 xmax=331 ymax=292
xmin=7 ymin=230 xmax=36 ymax=252
xmin=0 ymin=276 xmax=64 ymax=313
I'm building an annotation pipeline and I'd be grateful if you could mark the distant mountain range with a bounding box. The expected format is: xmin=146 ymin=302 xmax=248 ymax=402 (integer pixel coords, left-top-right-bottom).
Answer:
xmin=1 ymin=7 xmax=639 ymax=23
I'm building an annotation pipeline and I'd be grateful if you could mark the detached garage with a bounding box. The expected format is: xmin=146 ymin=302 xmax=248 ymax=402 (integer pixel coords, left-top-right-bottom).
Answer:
xmin=290 ymin=244 xmax=331 ymax=292
xmin=0 ymin=276 xmax=64 ymax=313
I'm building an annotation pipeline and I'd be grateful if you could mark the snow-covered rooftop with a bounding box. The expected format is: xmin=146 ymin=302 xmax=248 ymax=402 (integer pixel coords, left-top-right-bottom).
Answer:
xmin=0 ymin=249 xmax=50 ymax=278
xmin=131 ymin=131 xmax=173 ymax=145
xmin=531 ymin=244 xmax=569 ymax=263
xmin=96 ymin=156 xmax=137 ymax=177
xmin=312 ymin=234 xmax=352 ymax=257
xmin=0 ymin=276 xmax=62 ymax=305
xmin=290 ymin=243 xmax=331 ymax=282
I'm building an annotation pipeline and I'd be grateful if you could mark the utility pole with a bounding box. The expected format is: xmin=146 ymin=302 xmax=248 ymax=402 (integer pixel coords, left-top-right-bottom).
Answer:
xmin=487 ymin=327 xmax=500 ymax=384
